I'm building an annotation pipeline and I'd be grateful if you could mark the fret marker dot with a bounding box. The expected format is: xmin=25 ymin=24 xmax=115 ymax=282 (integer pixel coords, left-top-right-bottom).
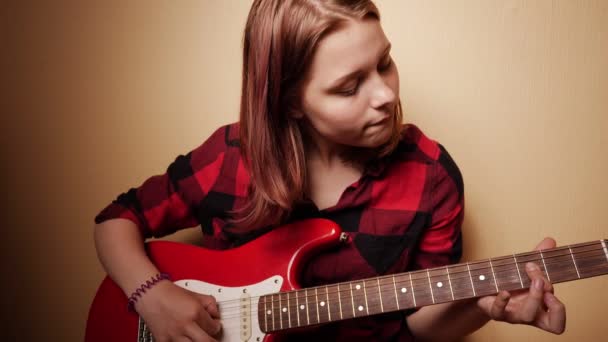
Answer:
xmin=300 ymin=305 xmax=305 ymax=310
xmin=437 ymin=282 xmax=443 ymax=288
xmin=358 ymin=305 xmax=364 ymax=311
xmin=267 ymin=310 xmax=272 ymax=315
xmin=479 ymin=275 xmax=486 ymax=281
xmin=282 ymin=308 xmax=287 ymax=313
xmin=320 ymin=301 xmax=326 ymax=307
xmin=356 ymin=284 xmax=361 ymax=290
xmin=401 ymin=288 xmax=407 ymax=293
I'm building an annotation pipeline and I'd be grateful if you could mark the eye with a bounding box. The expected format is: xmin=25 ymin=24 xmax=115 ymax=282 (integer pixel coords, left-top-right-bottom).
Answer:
xmin=378 ymin=55 xmax=393 ymax=72
xmin=337 ymin=80 xmax=360 ymax=96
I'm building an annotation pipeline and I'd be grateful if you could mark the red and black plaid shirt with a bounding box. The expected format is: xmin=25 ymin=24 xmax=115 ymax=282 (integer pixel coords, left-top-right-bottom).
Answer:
xmin=95 ymin=122 xmax=464 ymax=341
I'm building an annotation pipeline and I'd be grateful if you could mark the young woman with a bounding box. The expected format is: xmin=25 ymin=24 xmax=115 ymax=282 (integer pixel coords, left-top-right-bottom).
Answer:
xmin=94 ymin=0 xmax=566 ymax=341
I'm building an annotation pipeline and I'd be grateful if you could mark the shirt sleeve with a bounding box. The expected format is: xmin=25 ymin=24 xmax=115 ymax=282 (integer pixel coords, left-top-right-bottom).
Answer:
xmin=412 ymin=144 xmax=464 ymax=270
xmin=94 ymin=126 xmax=228 ymax=238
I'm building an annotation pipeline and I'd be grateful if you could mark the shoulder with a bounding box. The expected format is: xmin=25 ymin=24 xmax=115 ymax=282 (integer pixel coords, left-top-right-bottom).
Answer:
xmin=188 ymin=122 xmax=241 ymax=170
xmin=397 ymin=123 xmax=442 ymax=162
xmin=391 ymin=123 xmax=463 ymax=195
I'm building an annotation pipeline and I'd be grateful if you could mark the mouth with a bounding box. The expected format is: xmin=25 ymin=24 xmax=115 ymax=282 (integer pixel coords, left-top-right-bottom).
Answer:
xmin=369 ymin=116 xmax=390 ymax=127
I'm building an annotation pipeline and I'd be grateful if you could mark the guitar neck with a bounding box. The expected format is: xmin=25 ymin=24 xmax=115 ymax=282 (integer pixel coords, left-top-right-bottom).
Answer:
xmin=259 ymin=239 xmax=608 ymax=333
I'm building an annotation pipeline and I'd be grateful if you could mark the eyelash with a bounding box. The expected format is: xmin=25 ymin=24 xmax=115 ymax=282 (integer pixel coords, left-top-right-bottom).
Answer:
xmin=338 ymin=57 xmax=393 ymax=97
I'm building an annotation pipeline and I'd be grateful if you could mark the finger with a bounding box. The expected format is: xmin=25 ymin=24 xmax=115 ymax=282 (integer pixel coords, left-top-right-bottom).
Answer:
xmin=184 ymin=323 xmax=214 ymax=342
xmin=533 ymin=237 xmax=556 ymax=251
xmin=489 ymin=291 xmax=511 ymax=321
xmin=201 ymin=296 xmax=221 ymax=319
xmin=542 ymin=292 xmax=566 ymax=334
xmin=197 ymin=309 xmax=222 ymax=337
xmin=174 ymin=337 xmax=193 ymax=342
xmin=525 ymin=262 xmax=553 ymax=293
xmin=518 ymin=278 xmax=545 ymax=323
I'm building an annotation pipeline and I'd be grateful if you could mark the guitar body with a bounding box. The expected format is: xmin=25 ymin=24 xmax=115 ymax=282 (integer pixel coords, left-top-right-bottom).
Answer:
xmin=85 ymin=218 xmax=342 ymax=342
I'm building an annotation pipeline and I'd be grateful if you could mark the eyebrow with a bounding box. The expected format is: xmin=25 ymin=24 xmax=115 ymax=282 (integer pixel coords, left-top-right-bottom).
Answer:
xmin=328 ymin=43 xmax=392 ymax=88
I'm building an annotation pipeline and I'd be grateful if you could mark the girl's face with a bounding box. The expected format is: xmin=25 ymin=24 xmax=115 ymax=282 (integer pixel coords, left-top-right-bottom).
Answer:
xmin=298 ymin=18 xmax=399 ymax=154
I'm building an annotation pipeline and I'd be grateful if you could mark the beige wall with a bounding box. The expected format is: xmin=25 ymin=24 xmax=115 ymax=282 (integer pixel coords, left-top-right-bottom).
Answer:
xmin=2 ymin=0 xmax=607 ymax=341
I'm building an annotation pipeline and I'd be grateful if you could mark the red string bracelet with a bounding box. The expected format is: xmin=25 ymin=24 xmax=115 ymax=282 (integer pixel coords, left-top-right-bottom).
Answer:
xmin=127 ymin=273 xmax=171 ymax=313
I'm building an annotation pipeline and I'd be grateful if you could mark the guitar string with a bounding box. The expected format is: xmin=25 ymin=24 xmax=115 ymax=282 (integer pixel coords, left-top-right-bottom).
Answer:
xmin=191 ymin=248 xmax=607 ymax=319
xmin=209 ymin=246 xmax=607 ymax=314
xmin=204 ymin=244 xmax=606 ymax=310
xmin=192 ymin=258 xmax=608 ymax=332
xmin=218 ymin=253 xmax=608 ymax=319
xmin=141 ymin=251 xmax=607 ymax=331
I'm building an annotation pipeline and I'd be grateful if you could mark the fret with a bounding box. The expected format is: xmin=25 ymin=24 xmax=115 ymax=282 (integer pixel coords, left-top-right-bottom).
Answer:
xmin=426 ymin=270 xmax=435 ymax=303
xmin=315 ymin=288 xmax=324 ymax=323
xmin=488 ymin=258 xmax=499 ymax=292
xmin=466 ymin=263 xmax=476 ymax=296
xmin=279 ymin=292 xmax=289 ymax=329
xmin=287 ymin=291 xmax=298 ymax=328
xmin=293 ymin=290 xmax=300 ymax=327
xmin=326 ymin=287 xmax=331 ymax=322
xmin=603 ymin=240 xmax=608 ymax=261
xmin=427 ymin=268 xmax=452 ymax=303
xmin=263 ymin=295 xmax=268 ymax=332
xmin=338 ymin=282 xmax=355 ymax=320
xmin=349 ymin=282 xmax=356 ymax=317
xmin=362 ymin=280 xmax=370 ymax=315
xmin=296 ymin=289 xmax=310 ymax=326
xmin=511 ymin=252 xmax=540 ymax=287
xmin=446 ymin=266 xmax=455 ymax=300
xmin=377 ymin=278 xmax=384 ymax=312
xmin=351 ymin=281 xmax=367 ymax=316
xmin=392 ymin=275 xmax=400 ymax=310
xmin=513 ymin=254 xmax=524 ymax=288
xmin=447 ymin=264 xmax=475 ymax=300
xmin=327 ymin=284 xmax=341 ymax=322
xmin=491 ymin=257 xmax=522 ymax=292
xmin=568 ymin=247 xmax=581 ymax=278
xmin=541 ymin=248 xmax=579 ymax=282
xmin=378 ymin=275 xmax=399 ymax=312
xmin=468 ymin=260 xmax=499 ymax=296
xmin=306 ymin=288 xmax=319 ymax=325
xmin=572 ymin=242 xmax=608 ymax=278
xmin=316 ymin=286 xmax=330 ymax=323
xmin=393 ymin=273 xmax=415 ymax=309
xmin=409 ymin=272 xmax=418 ymax=307
xmin=271 ymin=293 xmax=280 ymax=330
xmin=304 ymin=289 xmax=311 ymax=325
xmin=362 ymin=279 xmax=381 ymax=315
xmin=410 ymin=272 xmax=433 ymax=306
xmin=336 ymin=284 xmax=343 ymax=320
xmin=539 ymin=251 xmax=550 ymax=282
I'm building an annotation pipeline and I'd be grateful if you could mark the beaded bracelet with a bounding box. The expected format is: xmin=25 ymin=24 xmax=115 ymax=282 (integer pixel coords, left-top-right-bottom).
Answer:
xmin=127 ymin=272 xmax=171 ymax=313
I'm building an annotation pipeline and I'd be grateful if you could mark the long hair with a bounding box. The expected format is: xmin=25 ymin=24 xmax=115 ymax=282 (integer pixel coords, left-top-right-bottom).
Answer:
xmin=233 ymin=0 xmax=403 ymax=231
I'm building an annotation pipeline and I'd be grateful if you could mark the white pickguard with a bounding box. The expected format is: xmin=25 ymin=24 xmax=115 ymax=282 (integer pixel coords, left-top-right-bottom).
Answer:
xmin=174 ymin=276 xmax=284 ymax=342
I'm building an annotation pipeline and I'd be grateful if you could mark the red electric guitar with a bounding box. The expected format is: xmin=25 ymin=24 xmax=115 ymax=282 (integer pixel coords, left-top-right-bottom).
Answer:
xmin=85 ymin=218 xmax=608 ymax=342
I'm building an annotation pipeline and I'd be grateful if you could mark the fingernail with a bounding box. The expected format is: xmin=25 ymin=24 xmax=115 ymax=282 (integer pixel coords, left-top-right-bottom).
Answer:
xmin=526 ymin=262 xmax=539 ymax=271
xmin=534 ymin=278 xmax=543 ymax=290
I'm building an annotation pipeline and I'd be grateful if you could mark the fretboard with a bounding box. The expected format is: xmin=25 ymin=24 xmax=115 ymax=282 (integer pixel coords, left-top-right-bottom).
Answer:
xmin=258 ymin=239 xmax=608 ymax=333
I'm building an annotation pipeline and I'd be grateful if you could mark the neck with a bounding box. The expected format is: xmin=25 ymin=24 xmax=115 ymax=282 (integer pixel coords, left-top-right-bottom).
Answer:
xmin=259 ymin=239 xmax=608 ymax=333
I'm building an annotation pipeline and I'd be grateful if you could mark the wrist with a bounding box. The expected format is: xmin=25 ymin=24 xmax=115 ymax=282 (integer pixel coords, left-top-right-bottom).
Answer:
xmin=127 ymin=273 xmax=172 ymax=313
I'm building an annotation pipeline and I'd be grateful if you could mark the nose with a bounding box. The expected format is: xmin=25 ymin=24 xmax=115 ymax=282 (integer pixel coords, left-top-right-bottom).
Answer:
xmin=369 ymin=73 xmax=397 ymax=110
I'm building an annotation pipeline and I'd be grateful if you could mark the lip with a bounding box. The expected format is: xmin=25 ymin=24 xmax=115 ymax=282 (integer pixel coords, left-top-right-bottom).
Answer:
xmin=369 ymin=116 xmax=390 ymax=126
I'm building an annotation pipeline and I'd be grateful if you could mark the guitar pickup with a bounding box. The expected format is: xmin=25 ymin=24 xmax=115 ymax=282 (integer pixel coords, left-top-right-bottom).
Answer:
xmin=240 ymin=292 xmax=251 ymax=341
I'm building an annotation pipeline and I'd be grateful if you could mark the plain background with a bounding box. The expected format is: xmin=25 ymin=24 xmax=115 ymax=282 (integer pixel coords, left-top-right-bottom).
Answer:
xmin=2 ymin=0 xmax=607 ymax=341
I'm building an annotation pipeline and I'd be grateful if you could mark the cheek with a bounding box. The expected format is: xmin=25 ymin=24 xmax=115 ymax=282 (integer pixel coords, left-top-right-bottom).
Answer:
xmin=320 ymin=100 xmax=367 ymax=127
xmin=390 ymin=70 xmax=400 ymax=96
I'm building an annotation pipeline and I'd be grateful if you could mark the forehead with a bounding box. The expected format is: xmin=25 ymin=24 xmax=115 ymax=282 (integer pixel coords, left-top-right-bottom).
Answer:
xmin=307 ymin=18 xmax=389 ymax=84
